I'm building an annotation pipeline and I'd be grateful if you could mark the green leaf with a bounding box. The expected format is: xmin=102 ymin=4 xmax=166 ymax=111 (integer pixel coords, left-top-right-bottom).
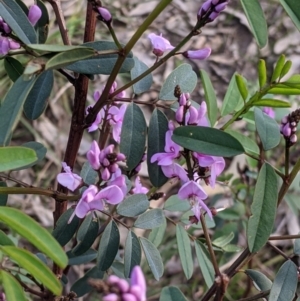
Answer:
xmin=195 ymin=241 xmax=214 ymax=288
xmin=0 ymin=182 xmax=8 ymax=206
xmin=164 ymin=195 xmax=190 ymax=212
xmin=68 ymin=249 xmax=97 ymax=265
xmin=15 ymin=141 xmax=47 ymax=170
xmin=36 ymin=0 xmax=49 ymax=44
xmin=245 ymin=269 xmax=272 ymax=291
xmin=117 ymin=193 xmax=149 ymax=217
xmin=225 ymin=130 xmax=259 ymax=155
xmin=240 ymin=0 xmax=268 ymax=48
xmin=97 ymin=220 xmax=120 ymax=271
xmin=148 ymin=217 xmax=167 ymax=247
xmin=0 ymin=207 xmax=68 ymax=268
xmin=280 ymin=0 xmax=300 ymax=31
xmin=80 ymin=161 xmax=98 ymax=185
xmin=258 ymin=59 xmax=267 ymax=88
xmin=293 ymin=235 xmax=300 ymax=255
xmin=139 ymin=237 xmax=164 ymax=280
xmin=268 ymin=86 xmax=300 ymax=95
xmin=252 ymin=98 xmax=290 ymax=108
xmin=120 ymin=103 xmax=147 ymax=170
xmin=72 ymin=214 xmax=99 ymax=256
xmin=1 ymin=246 xmax=62 ymax=295
xmin=159 ymin=64 xmax=197 ymax=100
xmin=4 ymin=57 xmax=24 ymax=82
xmin=52 ymin=208 xmax=80 ymax=247
xmin=176 ymin=224 xmax=193 ymax=279
xmin=0 ymin=0 xmax=37 ymax=44
xmin=66 ymin=41 xmax=134 ymax=74
xmin=271 ymin=55 xmax=286 ymax=83
xmin=131 ymin=57 xmax=152 ymax=94
xmin=213 ymin=232 xmax=234 ymax=248
xmin=247 ymin=163 xmax=278 ymax=253
xmin=0 ymin=230 xmax=14 ymax=246
xmin=221 ymin=73 xmax=244 ymax=116
xmin=269 ymin=261 xmax=298 ymax=301
xmin=23 ymin=70 xmax=54 ymax=120
xmin=235 ymin=74 xmax=248 ymax=101
xmin=280 ymin=60 xmax=292 ymax=79
xmin=70 ymin=266 xmax=104 ymax=297
xmin=147 ymin=109 xmax=169 ymax=187
xmin=172 ymin=126 xmax=244 ymax=157
xmin=254 ymin=108 xmax=280 ymax=150
xmin=134 ymin=209 xmax=165 ymax=229
xmin=200 ymin=69 xmax=218 ymax=126
xmin=45 ymin=48 xmax=95 ymax=70
xmin=0 ymin=146 xmax=37 ymax=172
xmin=26 ymin=44 xmax=92 ymax=53
xmin=124 ymin=231 xmax=141 ymax=278
xmin=1 ymin=270 xmax=27 ymax=301
xmin=0 ymin=76 xmax=36 ymax=146
xmin=159 ymin=286 xmax=188 ymax=301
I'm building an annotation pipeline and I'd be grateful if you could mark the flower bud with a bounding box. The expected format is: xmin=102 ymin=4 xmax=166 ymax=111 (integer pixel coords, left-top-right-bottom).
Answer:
xmin=97 ymin=7 xmax=112 ymax=23
xmin=28 ymin=5 xmax=42 ymax=26
xmin=183 ymin=48 xmax=211 ymax=60
xmin=179 ymin=93 xmax=187 ymax=106
xmin=290 ymin=134 xmax=297 ymax=144
xmin=175 ymin=106 xmax=184 ymax=123
xmin=187 ymin=106 xmax=199 ymax=124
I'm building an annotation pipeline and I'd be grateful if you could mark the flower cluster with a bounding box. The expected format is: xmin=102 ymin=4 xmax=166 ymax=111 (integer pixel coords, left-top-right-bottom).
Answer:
xmin=100 ymin=266 xmax=146 ymax=301
xmin=0 ymin=5 xmax=42 ymax=56
xmin=197 ymin=0 xmax=228 ymax=24
xmin=151 ymin=97 xmax=225 ymax=223
xmin=280 ymin=109 xmax=300 ymax=147
xmin=87 ymin=82 xmax=126 ymax=143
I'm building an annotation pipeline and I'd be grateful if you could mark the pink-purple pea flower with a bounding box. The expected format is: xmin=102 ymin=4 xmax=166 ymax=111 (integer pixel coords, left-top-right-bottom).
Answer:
xmin=263 ymin=107 xmax=275 ymax=119
xmin=132 ymin=176 xmax=148 ymax=194
xmin=161 ymin=163 xmax=189 ymax=182
xmin=75 ymin=184 xmax=123 ymax=219
xmin=56 ymin=162 xmax=82 ymax=191
xmin=103 ymin=266 xmax=146 ymax=301
xmin=148 ymin=33 xmax=174 ymax=57
xmin=183 ymin=48 xmax=211 ymax=60
xmin=28 ymin=5 xmax=42 ymax=26
xmin=97 ymin=7 xmax=112 ymax=23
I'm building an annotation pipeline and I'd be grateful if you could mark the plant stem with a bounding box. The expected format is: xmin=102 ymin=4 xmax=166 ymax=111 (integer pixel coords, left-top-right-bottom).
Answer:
xmin=285 ymin=142 xmax=289 ymax=176
xmin=269 ymin=234 xmax=300 ymax=240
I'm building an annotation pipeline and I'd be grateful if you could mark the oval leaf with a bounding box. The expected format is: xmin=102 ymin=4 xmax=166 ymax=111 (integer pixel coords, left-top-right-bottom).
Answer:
xmin=117 ymin=193 xmax=149 ymax=217
xmin=80 ymin=161 xmax=98 ymax=185
xmin=200 ymin=69 xmax=218 ymax=125
xmin=271 ymin=55 xmax=286 ymax=83
xmin=134 ymin=208 xmax=165 ymax=229
xmin=1 ymin=270 xmax=27 ymax=301
xmin=131 ymin=57 xmax=153 ymax=94
xmin=159 ymin=286 xmax=187 ymax=301
xmin=97 ymin=220 xmax=120 ymax=271
xmin=147 ymin=109 xmax=169 ymax=187
xmin=240 ymin=0 xmax=268 ymax=48
xmin=36 ymin=0 xmax=49 ymax=44
xmin=0 ymin=207 xmax=68 ymax=268
xmin=4 ymin=57 xmax=24 ymax=82
xmin=247 ymin=163 xmax=278 ymax=253
xmin=23 ymin=70 xmax=54 ymax=119
xmin=235 ymin=74 xmax=248 ymax=101
xmin=280 ymin=0 xmax=300 ymax=31
xmin=52 ymin=208 xmax=80 ymax=247
xmin=159 ymin=64 xmax=197 ymax=101
xmin=269 ymin=261 xmax=298 ymax=301
xmin=164 ymin=195 xmax=191 ymax=212
xmin=0 ymin=146 xmax=37 ymax=172
xmin=120 ymin=103 xmax=147 ymax=170
xmin=68 ymin=249 xmax=97 ymax=265
xmin=0 ymin=76 xmax=37 ymax=146
xmin=139 ymin=237 xmax=164 ymax=280
xmin=0 ymin=230 xmax=15 ymax=246
xmin=253 ymin=98 xmax=291 ymax=108
xmin=172 ymin=126 xmax=244 ymax=157
xmin=226 ymin=130 xmax=259 ymax=155
xmin=176 ymin=224 xmax=193 ymax=280
xmin=254 ymin=108 xmax=280 ymax=150
xmin=195 ymin=241 xmax=214 ymax=288
xmin=124 ymin=231 xmax=142 ymax=278
xmin=245 ymin=269 xmax=272 ymax=291
xmin=148 ymin=217 xmax=167 ymax=247
xmin=1 ymin=246 xmax=62 ymax=295
xmin=0 ymin=0 xmax=36 ymax=44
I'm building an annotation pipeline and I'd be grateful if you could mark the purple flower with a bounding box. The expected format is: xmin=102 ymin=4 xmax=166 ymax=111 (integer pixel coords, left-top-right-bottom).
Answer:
xmin=75 ymin=184 xmax=123 ymax=218
xmin=97 ymin=7 xmax=112 ymax=23
xmin=151 ymin=128 xmax=181 ymax=166
xmin=193 ymin=153 xmax=225 ymax=187
xmin=109 ymin=104 xmax=126 ymax=143
xmin=87 ymin=140 xmax=101 ymax=170
xmin=198 ymin=0 xmax=228 ymax=23
xmin=148 ymin=33 xmax=174 ymax=57
xmin=183 ymin=48 xmax=211 ymax=60
xmin=132 ymin=176 xmax=148 ymax=194
xmin=178 ymin=181 xmax=212 ymax=219
xmin=197 ymin=101 xmax=209 ymax=126
xmin=0 ymin=37 xmax=20 ymax=56
xmin=263 ymin=107 xmax=275 ymax=118
xmin=161 ymin=163 xmax=189 ymax=182
xmin=103 ymin=266 xmax=146 ymax=301
xmin=107 ymin=169 xmax=127 ymax=197
xmin=28 ymin=5 xmax=42 ymax=26
xmin=56 ymin=162 xmax=82 ymax=191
